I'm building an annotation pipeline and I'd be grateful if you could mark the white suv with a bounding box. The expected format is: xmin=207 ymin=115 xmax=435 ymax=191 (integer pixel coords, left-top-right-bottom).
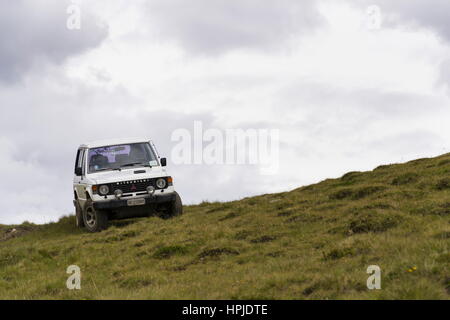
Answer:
xmin=73 ymin=138 xmax=182 ymax=232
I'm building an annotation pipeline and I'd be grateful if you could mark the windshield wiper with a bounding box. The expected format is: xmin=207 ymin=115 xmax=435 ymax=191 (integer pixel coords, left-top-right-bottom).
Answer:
xmin=120 ymin=162 xmax=151 ymax=168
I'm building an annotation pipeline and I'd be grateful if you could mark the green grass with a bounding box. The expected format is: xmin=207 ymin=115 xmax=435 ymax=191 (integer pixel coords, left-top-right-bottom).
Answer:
xmin=1 ymin=154 xmax=450 ymax=299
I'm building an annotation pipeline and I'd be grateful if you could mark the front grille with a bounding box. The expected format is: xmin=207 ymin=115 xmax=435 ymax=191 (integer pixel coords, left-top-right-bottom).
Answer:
xmin=106 ymin=177 xmax=168 ymax=195
xmin=109 ymin=179 xmax=152 ymax=194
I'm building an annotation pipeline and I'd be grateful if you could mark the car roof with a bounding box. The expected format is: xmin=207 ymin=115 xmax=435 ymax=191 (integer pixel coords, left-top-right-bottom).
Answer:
xmin=79 ymin=137 xmax=151 ymax=149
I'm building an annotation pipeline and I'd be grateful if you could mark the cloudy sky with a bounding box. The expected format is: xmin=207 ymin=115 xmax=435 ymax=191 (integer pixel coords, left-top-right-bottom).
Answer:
xmin=1 ymin=0 xmax=449 ymax=224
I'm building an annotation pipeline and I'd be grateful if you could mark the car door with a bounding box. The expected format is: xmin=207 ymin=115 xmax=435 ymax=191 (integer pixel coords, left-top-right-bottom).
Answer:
xmin=73 ymin=148 xmax=87 ymax=206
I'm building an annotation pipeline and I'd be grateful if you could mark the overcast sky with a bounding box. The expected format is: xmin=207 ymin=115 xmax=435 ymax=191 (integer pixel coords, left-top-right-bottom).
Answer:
xmin=1 ymin=0 xmax=449 ymax=224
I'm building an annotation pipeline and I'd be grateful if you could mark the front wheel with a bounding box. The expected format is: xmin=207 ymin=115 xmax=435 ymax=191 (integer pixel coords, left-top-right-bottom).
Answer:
xmin=169 ymin=191 xmax=183 ymax=217
xmin=159 ymin=191 xmax=183 ymax=219
xmin=83 ymin=199 xmax=109 ymax=232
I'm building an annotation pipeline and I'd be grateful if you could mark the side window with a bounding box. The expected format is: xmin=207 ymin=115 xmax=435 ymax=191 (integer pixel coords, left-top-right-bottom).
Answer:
xmin=75 ymin=149 xmax=81 ymax=175
xmin=75 ymin=149 xmax=84 ymax=175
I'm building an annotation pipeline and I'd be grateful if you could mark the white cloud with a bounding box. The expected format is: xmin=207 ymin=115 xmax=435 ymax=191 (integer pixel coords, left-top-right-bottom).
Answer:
xmin=351 ymin=0 xmax=450 ymax=43
xmin=0 ymin=0 xmax=107 ymax=82
xmin=145 ymin=0 xmax=323 ymax=54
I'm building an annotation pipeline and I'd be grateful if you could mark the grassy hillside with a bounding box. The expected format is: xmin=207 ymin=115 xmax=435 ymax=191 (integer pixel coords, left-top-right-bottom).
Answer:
xmin=1 ymin=154 xmax=449 ymax=300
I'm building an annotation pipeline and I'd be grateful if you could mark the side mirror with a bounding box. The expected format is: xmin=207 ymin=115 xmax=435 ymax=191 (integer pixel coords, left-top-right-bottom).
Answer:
xmin=160 ymin=158 xmax=167 ymax=167
xmin=75 ymin=167 xmax=82 ymax=176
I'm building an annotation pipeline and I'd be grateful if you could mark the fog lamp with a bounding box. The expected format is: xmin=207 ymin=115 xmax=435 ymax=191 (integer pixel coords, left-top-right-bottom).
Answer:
xmin=114 ymin=189 xmax=123 ymax=199
xmin=147 ymin=186 xmax=155 ymax=195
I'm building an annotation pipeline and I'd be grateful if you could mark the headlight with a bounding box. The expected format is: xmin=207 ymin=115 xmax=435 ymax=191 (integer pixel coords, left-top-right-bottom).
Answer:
xmin=99 ymin=185 xmax=109 ymax=195
xmin=147 ymin=186 xmax=155 ymax=194
xmin=156 ymin=178 xmax=166 ymax=189
xmin=114 ymin=189 xmax=123 ymax=199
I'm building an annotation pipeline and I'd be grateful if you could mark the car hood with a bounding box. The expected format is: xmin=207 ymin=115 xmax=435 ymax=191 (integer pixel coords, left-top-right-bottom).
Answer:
xmin=88 ymin=166 xmax=168 ymax=184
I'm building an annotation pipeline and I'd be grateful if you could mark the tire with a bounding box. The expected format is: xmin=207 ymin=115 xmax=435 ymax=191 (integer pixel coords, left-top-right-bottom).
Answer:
xmin=75 ymin=200 xmax=85 ymax=228
xmin=83 ymin=199 xmax=109 ymax=232
xmin=168 ymin=191 xmax=183 ymax=217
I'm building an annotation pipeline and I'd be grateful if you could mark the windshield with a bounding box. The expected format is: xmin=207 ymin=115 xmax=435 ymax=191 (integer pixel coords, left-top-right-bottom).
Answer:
xmin=87 ymin=142 xmax=158 ymax=173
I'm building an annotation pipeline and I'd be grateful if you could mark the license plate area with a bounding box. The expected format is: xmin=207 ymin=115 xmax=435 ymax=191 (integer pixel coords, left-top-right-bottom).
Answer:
xmin=127 ymin=198 xmax=146 ymax=206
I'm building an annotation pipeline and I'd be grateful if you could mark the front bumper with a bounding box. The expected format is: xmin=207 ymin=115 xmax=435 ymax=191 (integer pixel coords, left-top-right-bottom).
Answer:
xmin=93 ymin=193 xmax=175 ymax=210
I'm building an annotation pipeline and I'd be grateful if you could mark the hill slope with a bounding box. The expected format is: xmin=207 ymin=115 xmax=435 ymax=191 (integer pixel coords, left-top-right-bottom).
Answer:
xmin=1 ymin=154 xmax=449 ymax=299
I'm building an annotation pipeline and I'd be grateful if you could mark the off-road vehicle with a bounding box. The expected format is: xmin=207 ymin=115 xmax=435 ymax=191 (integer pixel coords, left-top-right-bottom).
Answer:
xmin=73 ymin=138 xmax=182 ymax=232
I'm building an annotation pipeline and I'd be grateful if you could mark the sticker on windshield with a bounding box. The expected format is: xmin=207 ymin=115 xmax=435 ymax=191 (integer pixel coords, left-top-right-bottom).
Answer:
xmin=150 ymin=160 xmax=158 ymax=166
